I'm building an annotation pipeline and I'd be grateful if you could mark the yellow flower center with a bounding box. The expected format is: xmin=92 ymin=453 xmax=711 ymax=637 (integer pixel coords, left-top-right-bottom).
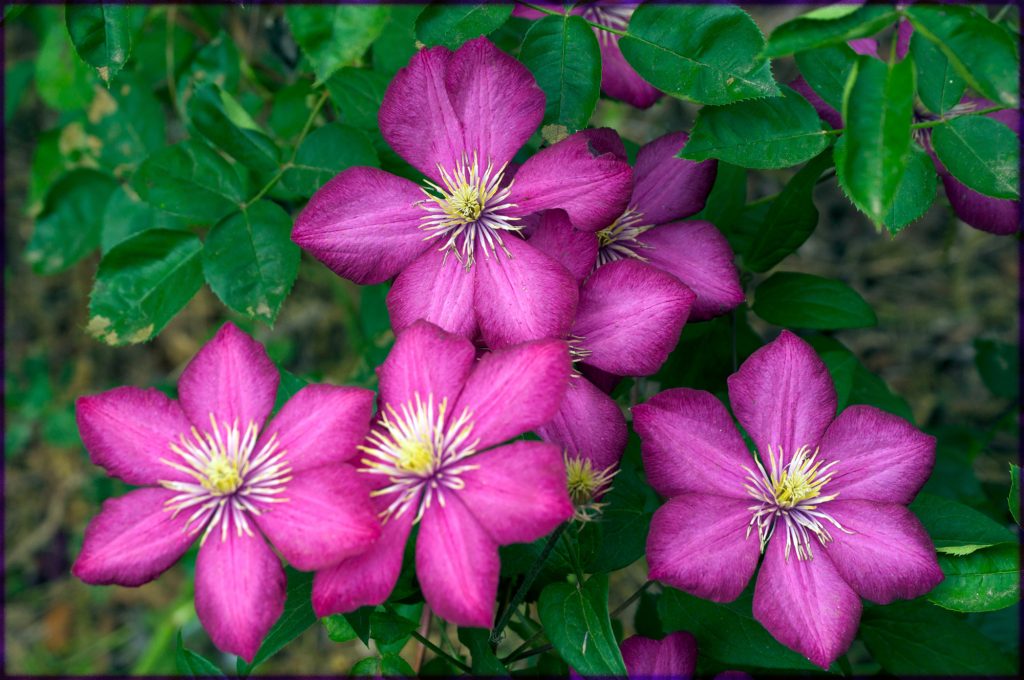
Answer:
xmin=397 ymin=438 xmax=435 ymax=474
xmin=203 ymin=455 xmax=243 ymax=495
xmin=565 ymin=455 xmax=618 ymax=523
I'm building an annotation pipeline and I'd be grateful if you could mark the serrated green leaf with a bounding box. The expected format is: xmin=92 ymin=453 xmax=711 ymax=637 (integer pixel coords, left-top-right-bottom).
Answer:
xmin=65 ymin=5 xmax=132 ymax=83
xmin=794 ymin=43 xmax=857 ymax=111
xmin=974 ymin=338 xmax=1019 ymax=400
xmin=1010 ymin=464 xmax=1021 ymax=526
xmin=133 ymin=139 xmax=244 ymax=223
xmin=929 ymin=543 xmax=1020 ymax=613
xmin=882 ymin=141 xmax=938 ymax=235
xmin=910 ymin=493 xmax=1017 ymax=554
xmin=519 ymin=14 xmax=600 ymax=133
xmin=682 ymin=85 xmax=830 ymax=169
xmin=458 ymin=628 xmax=508 ymax=676
xmin=323 ymin=614 xmax=358 ymax=644
xmin=202 ymin=201 xmax=299 ymax=325
xmin=538 ymin=574 xmax=626 ymax=676
xmin=88 ymin=229 xmax=204 ymax=345
xmin=325 ymin=67 xmax=389 ymax=130
xmin=286 ymin=5 xmax=390 ymax=84
xmin=351 ymin=656 xmax=381 ymax=675
xmin=753 ymin=272 xmax=876 ymax=329
xmin=279 ymin=123 xmax=379 ymax=197
xmin=931 ymin=115 xmax=1019 ymax=200
xmin=175 ymin=631 xmax=225 ymax=677
xmin=100 ymin=185 xmax=189 ymax=255
xmin=176 ymin=31 xmax=240 ymax=114
xmin=189 ymin=83 xmax=280 ymax=178
xmin=237 ymin=569 xmax=317 ymax=676
xmin=35 ymin=21 xmax=95 ymax=111
xmin=84 ymin=74 xmax=165 ymax=175
xmin=26 ymin=169 xmax=117 ymax=274
xmin=345 ymin=606 xmax=374 ymax=647
xmin=909 ymin=31 xmax=966 ymax=115
xmin=620 ymin=4 xmax=779 ymax=105
xmin=764 ymin=5 xmax=899 ymax=57
xmin=415 ymin=3 xmax=513 ymax=50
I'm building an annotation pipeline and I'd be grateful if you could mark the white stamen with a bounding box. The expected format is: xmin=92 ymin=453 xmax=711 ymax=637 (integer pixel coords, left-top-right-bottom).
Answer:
xmin=595 ymin=207 xmax=653 ymax=267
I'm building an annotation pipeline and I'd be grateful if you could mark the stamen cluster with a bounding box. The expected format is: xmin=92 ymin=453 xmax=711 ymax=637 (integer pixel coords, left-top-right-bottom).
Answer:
xmin=595 ymin=208 xmax=653 ymax=266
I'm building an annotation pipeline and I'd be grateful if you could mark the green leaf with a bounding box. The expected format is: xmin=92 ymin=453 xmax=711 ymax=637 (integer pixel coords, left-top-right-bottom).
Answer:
xmin=323 ymin=614 xmax=358 ymax=644
xmin=202 ymin=201 xmax=299 ymax=325
xmin=929 ymin=543 xmax=1020 ymax=613
xmin=133 ymin=140 xmax=244 ymax=223
xmin=537 ymin=574 xmax=626 ymax=676
xmin=909 ymin=31 xmax=966 ymax=115
xmin=372 ymin=4 xmax=423 ymax=76
xmin=519 ymin=14 xmax=601 ymax=133
xmin=65 ymin=5 xmax=132 ymax=83
xmin=351 ymin=654 xmax=415 ymax=676
xmin=101 ymin=186 xmax=188 ymax=254
xmin=619 ymin=4 xmax=779 ymax=105
xmin=838 ymin=55 xmax=916 ymax=226
xmin=974 ymin=339 xmax=1019 ymax=400
xmin=25 ymin=169 xmax=117 ymax=274
xmin=744 ymin=150 xmax=832 ymax=272
xmin=325 ymin=67 xmax=389 ymax=130
xmin=879 ymin=141 xmax=938 ymax=235
xmin=369 ymin=608 xmax=418 ymax=648
xmin=764 ymin=5 xmax=899 ymax=57
xmin=458 ymin=628 xmax=508 ymax=676
xmin=1010 ymin=464 xmax=1021 ymax=526
xmin=682 ymin=86 xmax=830 ymax=169
xmin=175 ymin=631 xmax=225 ymax=677
xmin=285 ymin=5 xmax=390 ymax=84
xmin=808 ymin=335 xmax=914 ymax=420
xmin=910 ymin=493 xmax=1017 ymax=555
xmin=176 ymin=31 xmax=240 ymax=113
xmin=237 ymin=569 xmax=317 ymax=676
xmin=35 ymin=21 xmax=95 ymax=111
xmin=280 ymin=123 xmax=379 ymax=197
xmin=5 ymin=59 xmax=33 ymax=124
xmin=189 ymin=83 xmax=280 ymax=178
xmin=693 ymin=162 xmax=747 ymax=232
xmin=87 ymin=229 xmax=204 ymax=345
xmin=753 ymin=272 xmax=876 ymax=329
xmin=794 ymin=43 xmax=857 ymax=112
xmin=931 ymin=115 xmax=1019 ymax=200
xmin=268 ymin=81 xmax=315 ymax=143
xmin=904 ymin=4 xmax=1019 ymax=108
xmin=658 ymin=588 xmax=819 ymax=670
xmin=344 ymin=606 xmax=374 ymax=646
xmin=415 ymin=3 xmax=513 ymax=50
xmin=350 ymin=657 xmax=380 ymax=675
xmin=84 ymin=74 xmax=166 ymax=175
xmin=860 ymin=600 xmax=1016 ymax=675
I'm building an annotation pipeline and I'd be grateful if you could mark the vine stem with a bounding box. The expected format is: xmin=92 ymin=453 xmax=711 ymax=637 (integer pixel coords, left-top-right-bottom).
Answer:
xmin=489 ymin=522 xmax=568 ymax=644
xmin=383 ymin=604 xmax=471 ymax=673
xmin=609 ymin=580 xmax=654 ymax=618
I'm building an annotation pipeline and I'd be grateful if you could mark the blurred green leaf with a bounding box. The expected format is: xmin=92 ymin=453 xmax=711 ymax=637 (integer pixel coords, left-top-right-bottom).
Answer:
xmin=100 ymin=185 xmax=189 ymax=254
xmin=4 ymin=59 xmax=33 ymax=124
xmin=794 ymin=43 xmax=857 ymax=112
xmin=326 ymin=67 xmax=389 ymax=130
xmin=85 ymin=74 xmax=165 ymax=175
xmin=372 ymin=4 xmax=424 ymax=76
xmin=344 ymin=606 xmax=374 ymax=647
xmin=177 ymin=31 xmax=241 ymax=113
xmin=538 ymin=574 xmax=626 ymax=676
xmin=764 ymin=5 xmax=898 ymax=57
xmin=189 ymin=83 xmax=280 ymax=178
xmin=65 ymin=5 xmax=132 ymax=83
xmin=909 ymin=31 xmax=966 ymax=115
xmin=620 ymin=4 xmax=779 ymax=105
xmin=910 ymin=493 xmax=1017 ymax=555
xmin=280 ymin=123 xmax=379 ymax=197
xmin=351 ymin=654 xmax=415 ymax=676
xmin=35 ymin=21 xmax=95 ymax=111
xmin=693 ymin=162 xmax=747 ymax=233
xmin=237 ymin=569 xmax=317 ymax=677
xmin=25 ymin=169 xmax=117 ymax=274
xmin=1010 ymin=464 xmax=1021 ymax=526
xmin=808 ymin=335 xmax=914 ymax=420
xmin=286 ymin=5 xmax=390 ymax=84
xmin=881 ymin=142 xmax=938 ymax=235
xmin=753 ymin=272 xmax=876 ymax=329
xmin=323 ymin=614 xmax=358 ymax=644
xmin=416 ymin=3 xmax=513 ymax=49
xmin=133 ymin=140 xmax=244 ymax=223
xmin=929 ymin=543 xmax=1020 ymax=613
xmin=932 ymin=116 xmax=1019 ymax=200
xmin=974 ymin=338 xmax=1019 ymax=400
xmin=175 ymin=631 xmax=225 ymax=677
xmin=268 ymin=81 xmax=316 ymax=142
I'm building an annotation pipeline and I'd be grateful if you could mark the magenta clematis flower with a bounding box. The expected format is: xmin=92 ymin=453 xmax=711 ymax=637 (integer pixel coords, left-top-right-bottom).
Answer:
xmin=312 ymin=320 xmax=575 ymax=627
xmin=293 ymin=37 xmax=632 ymax=349
xmin=72 ymin=323 xmax=381 ymax=660
xmin=571 ymin=631 xmax=754 ymax=680
xmin=633 ymin=331 xmax=943 ymax=668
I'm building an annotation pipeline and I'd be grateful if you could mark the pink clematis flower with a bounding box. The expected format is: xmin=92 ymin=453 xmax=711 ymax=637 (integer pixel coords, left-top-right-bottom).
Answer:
xmin=633 ymin=331 xmax=943 ymax=668
xmin=72 ymin=323 xmax=381 ymax=661
xmin=571 ymin=631 xmax=753 ymax=680
xmin=312 ymin=321 xmax=575 ymax=627
xmin=293 ymin=37 xmax=632 ymax=348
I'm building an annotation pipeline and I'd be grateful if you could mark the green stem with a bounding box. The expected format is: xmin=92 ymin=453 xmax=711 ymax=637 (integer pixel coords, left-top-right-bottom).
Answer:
xmin=506 ymin=642 xmax=554 ymax=665
xmin=489 ymin=522 xmax=568 ymax=644
xmin=520 ymin=2 xmax=628 ymax=36
xmin=383 ymin=604 xmax=472 ymax=673
xmin=609 ymin=580 xmax=654 ymax=618
xmin=821 ymin=104 xmax=1009 ymax=139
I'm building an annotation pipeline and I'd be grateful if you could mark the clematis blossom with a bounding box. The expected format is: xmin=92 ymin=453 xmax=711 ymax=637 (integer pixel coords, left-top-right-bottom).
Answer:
xmin=313 ymin=321 xmax=575 ymax=628
xmin=293 ymin=37 xmax=632 ymax=349
xmin=633 ymin=331 xmax=943 ymax=668
xmin=571 ymin=630 xmax=753 ymax=680
xmin=72 ymin=323 xmax=381 ymax=660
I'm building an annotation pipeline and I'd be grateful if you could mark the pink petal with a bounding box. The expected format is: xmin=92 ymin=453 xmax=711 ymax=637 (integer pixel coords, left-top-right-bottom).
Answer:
xmin=727 ymin=330 xmax=837 ymax=464
xmin=647 ymin=494 xmax=760 ymax=602
xmin=416 ymin=495 xmax=500 ymax=628
xmin=178 ymin=322 xmax=279 ymax=433
xmin=259 ymin=385 xmax=374 ymax=473
xmin=577 ymin=127 xmax=628 ymax=161
xmin=292 ymin=167 xmax=430 ymax=285
xmin=580 ymin=363 xmax=622 ymax=394
xmin=641 ymin=220 xmax=745 ymax=321
xmin=790 ymin=76 xmax=843 ymax=130
xmin=620 ymin=632 xmax=697 ymax=679
xmin=573 ymin=259 xmax=694 ymax=376
xmin=194 ymin=525 xmax=287 ymax=662
xmin=457 ymin=440 xmax=573 ymax=545
xmin=535 ymin=376 xmax=627 ymax=471
xmin=896 ymin=19 xmax=913 ymax=60
xmin=446 ymin=37 xmax=544 ymax=169
xmin=631 ymin=132 xmax=717 ymax=225
xmin=825 ymin=500 xmax=944 ymax=604
xmin=526 ymin=209 xmax=599 ymax=282
xmin=597 ymin=34 xmax=663 ymax=109
xmin=632 ymin=388 xmax=752 ymax=498
xmin=72 ymin=487 xmax=195 ymax=587
xmin=941 ymin=172 xmax=1021 ymax=235
xmin=312 ymin=507 xmax=414 ymax=616
xmin=509 ymin=130 xmax=633 ymax=231
xmin=454 ymin=338 xmax=571 ymax=451
xmin=387 ymin=245 xmax=477 ymax=339
xmin=752 ymin=536 xmax=861 ymax=669
xmin=848 ymin=38 xmax=880 ymax=59
xmin=254 ymin=466 xmax=381 ymax=572
xmin=473 ymin=236 xmax=578 ymax=349
xmin=379 ymin=45 xmax=463 ymax=181
xmin=378 ymin=319 xmax=477 ymax=409
xmin=75 ymin=387 xmax=193 ymax=486
xmin=818 ymin=405 xmax=935 ymax=505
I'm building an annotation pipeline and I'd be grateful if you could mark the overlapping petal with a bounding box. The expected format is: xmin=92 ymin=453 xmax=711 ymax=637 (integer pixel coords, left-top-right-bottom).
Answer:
xmin=387 ymin=244 xmax=477 ymax=339
xmin=631 ymin=132 xmax=717 ymax=225
xmin=378 ymin=319 xmax=477 ymax=409
xmin=535 ymin=376 xmax=627 ymax=471
xmin=526 ymin=209 xmax=599 ymax=282
xmin=598 ymin=35 xmax=663 ymax=109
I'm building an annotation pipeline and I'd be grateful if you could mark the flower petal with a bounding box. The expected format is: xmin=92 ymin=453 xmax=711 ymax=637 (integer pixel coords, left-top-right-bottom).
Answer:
xmin=597 ymin=35 xmax=663 ymax=109
xmin=254 ymin=466 xmax=381 ymax=572
xmin=378 ymin=319 xmax=477 ymax=410
xmin=292 ymin=167 xmax=430 ymax=284
xmin=194 ymin=525 xmax=286 ymax=662
xmin=178 ymin=323 xmax=279 ymax=432
xmin=790 ymin=76 xmax=843 ymax=130
xmin=753 ymin=536 xmax=861 ymax=669
xmin=474 ymin=236 xmax=578 ymax=349
xmin=526 ymin=209 xmax=599 ymax=282
xmin=632 ymin=388 xmax=752 ymax=498
xmin=647 ymin=494 xmax=760 ymax=602
xmin=416 ymin=495 xmax=500 ymax=628
xmin=631 ymin=132 xmax=717 ymax=225
xmin=825 ymin=500 xmax=943 ymax=604
xmin=75 ymin=387 xmax=193 ymax=486
xmin=457 ymin=440 xmax=573 ymax=545
xmin=573 ymin=259 xmax=694 ymax=376
xmin=72 ymin=487 xmax=195 ymax=587
xmin=312 ymin=507 xmax=414 ymax=616
xmin=509 ymin=130 xmax=633 ymax=231
xmin=536 ymin=376 xmax=627 ymax=471
xmin=941 ymin=173 xmax=1021 ymax=235
xmin=379 ymin=45 xmax=463 ymax=181
xmin=818 ymin=405 xmax=935 ymax=504
xmin=640 ymin=220 xmax=745 ymax=321
xmin=727 ymin=330 xmax=837 ymax=462
xmin=453 ymin=338 xmax=571 ymax=451
xmin=620 ymin=632 xmax=697 ymax=679
xmin=446 ymin=37 xmax=544 ymax=169
xmin=387 ymin=244 xmax=477 ymax=339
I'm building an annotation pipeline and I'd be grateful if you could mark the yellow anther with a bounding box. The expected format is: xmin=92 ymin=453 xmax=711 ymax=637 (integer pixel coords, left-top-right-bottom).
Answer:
xmin=203 ymin=456 xmax=243 ymax=495
xmin=397 ymin=439 xmax=435 ymax=474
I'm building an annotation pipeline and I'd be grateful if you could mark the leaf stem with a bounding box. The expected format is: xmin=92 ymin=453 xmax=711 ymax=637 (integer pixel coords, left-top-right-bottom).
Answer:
xmin=519 ymin=2 xmax=628 ymax=37
xmin=489 ymin=522 xmax=568 ymax=644
xmin=382 ymin=604 xmax=471 ymax=673
xmin=609 ymin=580 xmax=654 ymax=618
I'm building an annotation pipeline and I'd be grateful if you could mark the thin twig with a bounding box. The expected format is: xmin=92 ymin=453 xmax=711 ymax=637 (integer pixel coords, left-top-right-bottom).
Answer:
xmin=609 ymin=580 xmax=654 ymax=619
xmin=489 ymin=522 xmax=568 ymax=644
